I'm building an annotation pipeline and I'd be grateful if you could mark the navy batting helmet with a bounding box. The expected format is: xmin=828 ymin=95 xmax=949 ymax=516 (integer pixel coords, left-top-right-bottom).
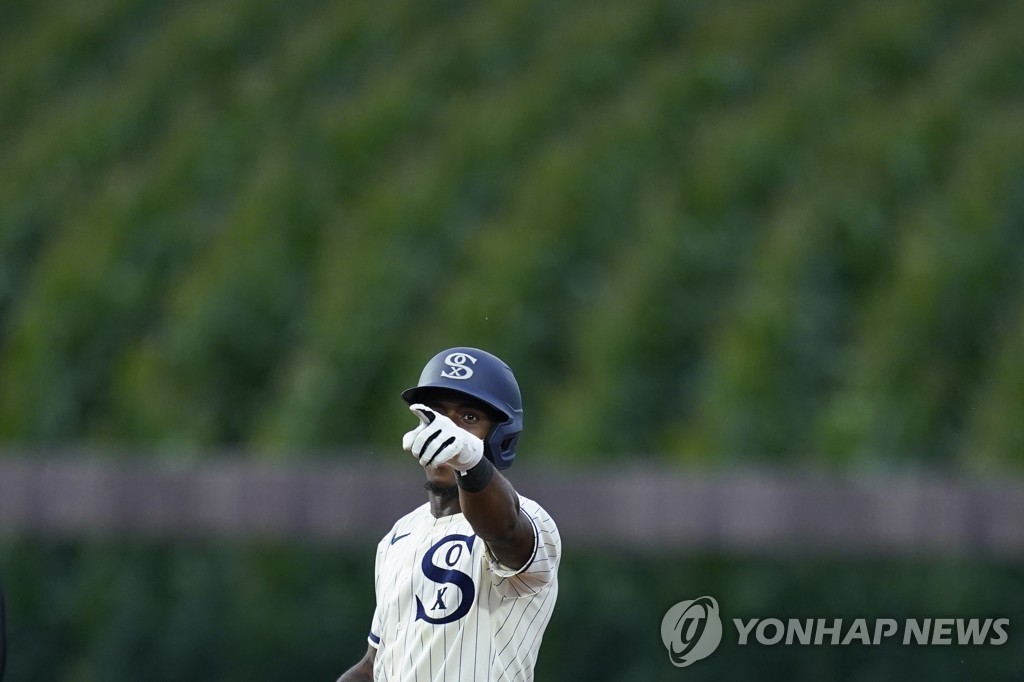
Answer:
xmin=402 ymin=347 xmax=523 ymax=469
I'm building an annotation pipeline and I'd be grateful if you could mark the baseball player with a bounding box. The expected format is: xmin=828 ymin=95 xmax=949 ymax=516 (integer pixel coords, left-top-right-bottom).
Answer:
xmin=337 ymin=347 xmax=560 ymax=681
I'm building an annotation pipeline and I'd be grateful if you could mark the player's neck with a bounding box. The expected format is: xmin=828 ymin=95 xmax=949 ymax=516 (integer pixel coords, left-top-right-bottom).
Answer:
xmin=429 ymin=496 xmax=461 ymax=518
xmin=424 ymin=481 xmax=461 ymax=518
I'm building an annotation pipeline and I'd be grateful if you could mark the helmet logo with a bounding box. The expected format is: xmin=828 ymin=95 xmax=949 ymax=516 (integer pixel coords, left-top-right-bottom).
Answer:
xmin=441 ymin=352 xmax=477 ymax=380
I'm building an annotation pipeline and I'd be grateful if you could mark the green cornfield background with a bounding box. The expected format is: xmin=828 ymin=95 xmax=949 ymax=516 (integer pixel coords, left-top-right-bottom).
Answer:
xmin=1 ymin=0 xmax=1023 ymax=678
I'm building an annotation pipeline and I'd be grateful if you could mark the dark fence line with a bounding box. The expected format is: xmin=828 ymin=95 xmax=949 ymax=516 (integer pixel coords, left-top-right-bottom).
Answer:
xmin=1 ymin=457 xmax=1022 ymax=558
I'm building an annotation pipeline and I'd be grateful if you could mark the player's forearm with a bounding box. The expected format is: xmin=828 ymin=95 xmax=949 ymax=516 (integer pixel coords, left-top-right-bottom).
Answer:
xmin=458 ymin=464 xmax=521 ymax=542
xmin=338 ymin=646 xmax=375 ymax=681
xmin=457 ymin=462 xmax=534 ymax=569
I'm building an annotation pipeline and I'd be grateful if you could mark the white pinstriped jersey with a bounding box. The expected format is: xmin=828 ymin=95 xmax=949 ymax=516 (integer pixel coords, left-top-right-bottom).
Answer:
xmin=367 ymin=495 xmax=560 ymax=681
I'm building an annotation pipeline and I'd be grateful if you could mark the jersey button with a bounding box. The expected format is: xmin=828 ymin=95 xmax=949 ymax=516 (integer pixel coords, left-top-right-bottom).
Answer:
xmin=396 ymin=622 xmax=404 ymax=631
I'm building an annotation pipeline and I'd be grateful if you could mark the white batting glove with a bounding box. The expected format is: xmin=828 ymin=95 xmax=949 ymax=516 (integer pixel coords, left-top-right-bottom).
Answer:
xmin=402 ymin=404 xmax=484 ymax=471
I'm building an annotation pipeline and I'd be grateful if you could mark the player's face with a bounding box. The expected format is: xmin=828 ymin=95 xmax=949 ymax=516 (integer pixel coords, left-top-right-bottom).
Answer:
xmin=421 ymin=395 xmax=499 ymax=486
xmin=427 ymin=397 xmax=497 ymax=441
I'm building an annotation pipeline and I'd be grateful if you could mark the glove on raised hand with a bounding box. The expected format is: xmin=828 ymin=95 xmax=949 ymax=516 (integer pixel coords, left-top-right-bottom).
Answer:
xmin=402 ymin=404 xmax=484 ymax=471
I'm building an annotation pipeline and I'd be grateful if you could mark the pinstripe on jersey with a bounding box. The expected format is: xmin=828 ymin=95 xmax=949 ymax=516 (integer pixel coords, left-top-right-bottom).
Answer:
xmin=368 ymin=496 xmax=560 ymax=681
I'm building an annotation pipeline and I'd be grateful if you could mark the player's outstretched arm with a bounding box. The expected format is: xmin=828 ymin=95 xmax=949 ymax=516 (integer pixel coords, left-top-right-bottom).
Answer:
xmin=457 ymin=467 xmax=535 ymax=571
xmin=404 ymin=404 xmax=535 ymax=571
xmin=337 ymin=644 xmax=375 ymax=682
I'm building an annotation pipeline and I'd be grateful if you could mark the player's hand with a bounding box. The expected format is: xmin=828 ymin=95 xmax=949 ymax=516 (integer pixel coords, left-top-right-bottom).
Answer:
xmin=402 ymin=404 xmax=484 ymax=471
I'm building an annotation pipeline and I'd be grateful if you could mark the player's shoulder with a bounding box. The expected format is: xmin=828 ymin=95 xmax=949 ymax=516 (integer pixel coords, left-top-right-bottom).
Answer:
xmin=375 ymin=502 xmax=432 ymax=551
xmin=396 ymin=501 xmax=433 ymax=527
xmin=517 ymin=494 xmax=558 ymax=530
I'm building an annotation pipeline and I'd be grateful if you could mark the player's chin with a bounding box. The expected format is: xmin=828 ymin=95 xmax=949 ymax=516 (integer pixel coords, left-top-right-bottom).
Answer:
xmin=424 ymin=463 xmax=457 ymax=486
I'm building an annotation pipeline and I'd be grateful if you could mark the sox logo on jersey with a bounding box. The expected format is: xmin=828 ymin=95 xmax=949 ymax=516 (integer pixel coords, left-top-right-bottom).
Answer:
xmin=415 ymin=534 xmax=477 ymax=625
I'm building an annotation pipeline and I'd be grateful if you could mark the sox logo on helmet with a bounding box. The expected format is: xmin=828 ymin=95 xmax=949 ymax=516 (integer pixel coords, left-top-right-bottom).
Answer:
xmin=440 ymin=352 xmax=477 ymax=380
